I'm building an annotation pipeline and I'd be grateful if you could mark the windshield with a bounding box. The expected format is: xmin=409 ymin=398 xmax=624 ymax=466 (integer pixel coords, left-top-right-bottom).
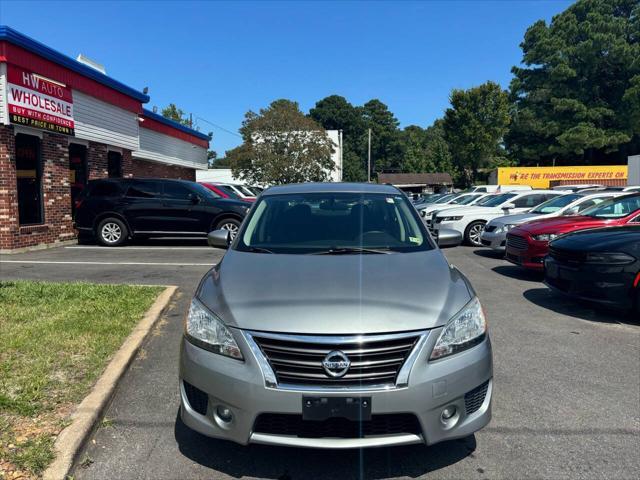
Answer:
xmin=530 ymin=194 xmax=581 ymax=214
xmin=236 ymin=192 xmax=433 ymax=254
xmin=452 ymin=194 xmax=482 ymax=205
xmin=216 ymin=185 xmax=243 ymax=199
xmin=580 ymin=194 xmax=640 ymax=219
xmin=480 ymin=193 xmax=517 ymax=207
xmin=474 ymin=195 xmax=495 ymax=206
xmin=191 ymin=182 xmax=221 ymax=199
xmin=437 ymin=194 xmax=457 ymax=204
xmin=237 ymin=185 xmax=256 ymax=196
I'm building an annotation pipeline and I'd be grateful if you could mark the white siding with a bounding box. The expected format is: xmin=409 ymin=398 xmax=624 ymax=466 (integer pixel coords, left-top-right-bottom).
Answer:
xmin=73 ymin=90 xmax=139 ymax=150
xmin=134 ymin=126 xmax=208 ymax=170
xmin=0 ymin=63 xmax=7 ymax=125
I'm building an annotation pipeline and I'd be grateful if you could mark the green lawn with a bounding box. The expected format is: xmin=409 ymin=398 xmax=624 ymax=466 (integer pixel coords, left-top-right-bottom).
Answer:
xmin=0 ymin=281 xmax=163 ymax=477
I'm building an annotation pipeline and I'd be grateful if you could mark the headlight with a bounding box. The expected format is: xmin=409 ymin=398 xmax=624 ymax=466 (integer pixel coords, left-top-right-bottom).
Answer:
xmin=585 ymin=252 xmax=636 ymax=265
xmin=185 ymin=298 xmax=243 ymax=359
xmin=532 ymin=233 xmax=559 ymax=241
xmin=442 ymin=216 xmax=463 ymax=222
xmin=496 ymin=224 xmax=516 ymax=233
xmin=430 ymin=297 xmax=487 ymax=360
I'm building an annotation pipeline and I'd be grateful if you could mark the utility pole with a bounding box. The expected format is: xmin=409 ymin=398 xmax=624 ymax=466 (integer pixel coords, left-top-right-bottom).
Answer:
xmin=367 ymin=128 xmax=372 ymax=183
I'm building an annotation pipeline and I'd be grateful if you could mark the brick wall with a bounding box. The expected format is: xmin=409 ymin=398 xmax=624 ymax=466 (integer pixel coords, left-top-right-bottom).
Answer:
xmin=0 ymin=126 xmax=18 ymax=250
xmin=132 ymin=157 xmax=196 ymax=181
xmin=0 ymin=125 xmax=76 ymax=251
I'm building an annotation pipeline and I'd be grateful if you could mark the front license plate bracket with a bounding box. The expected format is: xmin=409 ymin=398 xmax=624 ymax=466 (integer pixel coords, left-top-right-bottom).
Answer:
xmin=302 ymin=396 xmax=372 ymax=421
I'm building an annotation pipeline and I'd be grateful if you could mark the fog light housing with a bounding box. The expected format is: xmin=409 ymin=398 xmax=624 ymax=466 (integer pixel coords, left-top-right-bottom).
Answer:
xmin=441 ymin=406 xmax=456 ymax=420
xmin=216 ymin=405 xmax=233 ymax=423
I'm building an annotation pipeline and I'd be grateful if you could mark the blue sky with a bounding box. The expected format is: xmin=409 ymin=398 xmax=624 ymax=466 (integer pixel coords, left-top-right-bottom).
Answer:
xmin=1 ymin=0 xmax=572 ymax=154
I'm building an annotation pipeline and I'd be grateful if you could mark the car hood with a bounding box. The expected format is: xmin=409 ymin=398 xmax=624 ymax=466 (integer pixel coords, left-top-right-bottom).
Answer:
xmin=489 ymin=212 xmax=542 ymax=227
xmin=551 ymin=226 xmax=640 ymax=252
xmin=196 ymin=250 xmax=474 ymax=334
xmin=435 ymin=205 xmax=501 ymax=217
xmin=419 ymin=202 xmax=456 ymax=213
xmin=512 ymin=215 xmax=618 ymax=235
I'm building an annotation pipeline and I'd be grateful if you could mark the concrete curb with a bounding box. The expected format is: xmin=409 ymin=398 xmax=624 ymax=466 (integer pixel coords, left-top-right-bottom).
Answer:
xmin=42 ymin=285 xmax=178 ymax=480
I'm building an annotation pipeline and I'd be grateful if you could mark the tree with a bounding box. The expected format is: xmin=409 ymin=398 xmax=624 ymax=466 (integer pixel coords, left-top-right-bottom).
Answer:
xmin=443 ymin=81 xmax=511 ymax=186
xmin=360 ymin=99 xmax=403 ymax=175
xmin=309 ymin=95 xmax=367 ymax=181
xmin=506 ymin=0 xmax=640 ymax=165
xmin=161 ymin=103 xmax=191 ymax=127
xmin=227 ymin=99 xmax=335 ymax=185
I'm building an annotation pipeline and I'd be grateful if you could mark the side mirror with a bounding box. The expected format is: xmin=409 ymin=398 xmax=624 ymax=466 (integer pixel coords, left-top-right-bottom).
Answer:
xmin=437 ymin=229 xmax=462 ymax=248
xmin=189 ymin=194 xmax=201 ymax=204
xmin=502 ymin=202 xmax=516 ymax=210
xmin=207 ymin=229 xmax=230 ymax=249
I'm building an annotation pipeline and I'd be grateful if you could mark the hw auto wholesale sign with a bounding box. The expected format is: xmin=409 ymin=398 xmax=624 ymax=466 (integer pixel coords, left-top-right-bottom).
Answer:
xmin=7 ymin=66 xmax=75 ymax=135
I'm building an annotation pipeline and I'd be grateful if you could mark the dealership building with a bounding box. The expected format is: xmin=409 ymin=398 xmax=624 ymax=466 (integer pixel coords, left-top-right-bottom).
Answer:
xmin=0 ymin=26 xmax=209 ymax=252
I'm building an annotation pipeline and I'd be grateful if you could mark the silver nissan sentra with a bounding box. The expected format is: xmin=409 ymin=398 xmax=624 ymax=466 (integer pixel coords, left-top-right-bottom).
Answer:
xmin=179 ymin=182 xmax=492 ymax=448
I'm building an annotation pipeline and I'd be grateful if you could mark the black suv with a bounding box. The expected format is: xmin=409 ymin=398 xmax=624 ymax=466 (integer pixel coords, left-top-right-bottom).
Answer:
xmin=75 ymin=178 xmax=251 ymax=246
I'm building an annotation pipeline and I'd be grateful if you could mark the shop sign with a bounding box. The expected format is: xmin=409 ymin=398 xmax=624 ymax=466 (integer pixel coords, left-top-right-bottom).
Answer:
xmin=7 ymin=66 xmax=75 ymax=136
xmin=497 ymin=165 xmax=628 ymax=188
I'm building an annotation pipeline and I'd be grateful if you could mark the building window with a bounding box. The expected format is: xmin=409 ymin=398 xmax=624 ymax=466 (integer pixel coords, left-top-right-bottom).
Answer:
xmin=108 ymin=151 xmax=122 ymax=178
xmin=15 ymin=133 xmax=43 ymax=225
xmin=69 ymin=143 xmax=88 ymax=215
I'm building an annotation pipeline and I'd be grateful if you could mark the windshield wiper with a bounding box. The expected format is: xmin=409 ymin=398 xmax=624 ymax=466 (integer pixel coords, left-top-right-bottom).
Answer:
xmin=311 ymin=247 xmax=391 ymax=255
xmin=246 ymin=246 xmax=274 ymax=254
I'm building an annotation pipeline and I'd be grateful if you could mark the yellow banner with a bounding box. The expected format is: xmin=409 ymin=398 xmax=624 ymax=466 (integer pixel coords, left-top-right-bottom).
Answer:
xmin=497 ymin=165 xmax=628 ymax=188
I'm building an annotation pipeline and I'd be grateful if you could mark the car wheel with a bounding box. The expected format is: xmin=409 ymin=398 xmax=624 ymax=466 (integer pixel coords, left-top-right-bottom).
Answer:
xmin=97 ymin=218 xmax=128 ymax=247
xmin=216 ymin=218 xmax=241 ymax=241
xmin=464 ymin=221 xmax=486 ymax=247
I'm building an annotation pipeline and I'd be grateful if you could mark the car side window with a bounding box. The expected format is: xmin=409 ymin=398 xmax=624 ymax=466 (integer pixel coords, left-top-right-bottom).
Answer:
xmin=163 ymin=182 xmax=194 ymax=200
xmin=126 ymin=181 xmax=161 ymax=199
xmin=513 ymin=194 xmax=540 ymax=208
xmin=576 ymin=199 xmax=599 ymax=212
xmin=90 ymin=182 xmax=121 ymax=197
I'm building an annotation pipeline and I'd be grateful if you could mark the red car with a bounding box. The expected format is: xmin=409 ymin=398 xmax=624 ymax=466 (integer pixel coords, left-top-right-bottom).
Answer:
xmin=200 ymin=182 xmax=253 ymax=203
xmin=505 ymin=193 xmax=640 ymax=270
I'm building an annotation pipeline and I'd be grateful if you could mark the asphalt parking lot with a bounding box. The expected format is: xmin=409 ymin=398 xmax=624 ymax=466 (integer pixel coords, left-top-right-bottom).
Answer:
xmin=1 ymin=242 xmax=639 ymax=479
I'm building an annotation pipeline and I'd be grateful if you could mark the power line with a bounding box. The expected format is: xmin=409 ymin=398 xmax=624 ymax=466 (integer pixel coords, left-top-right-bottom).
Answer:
xmin=195 ymin=116 xmax=242 ymax=138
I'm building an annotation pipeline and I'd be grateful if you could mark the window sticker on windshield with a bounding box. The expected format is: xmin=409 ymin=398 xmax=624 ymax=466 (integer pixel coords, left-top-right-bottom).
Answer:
xmin=409 ymin=236 xmax=420 ymax=243
xmin=386 ymin=197 xmax=395 ymax=203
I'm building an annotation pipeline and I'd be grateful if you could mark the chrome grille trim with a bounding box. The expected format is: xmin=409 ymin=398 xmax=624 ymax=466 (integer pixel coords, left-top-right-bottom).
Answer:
xmin=243 ymin=330 xmax=428 ymax=392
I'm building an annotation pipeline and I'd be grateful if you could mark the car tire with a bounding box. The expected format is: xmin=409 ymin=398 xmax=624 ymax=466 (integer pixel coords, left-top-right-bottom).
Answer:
xmin=96 ymin=218 xmax=128 ymax=247
xmin=215 ymin=217 xmax=241 ymax=241
xmin=464 ymin=221 xmax=486 ymax=247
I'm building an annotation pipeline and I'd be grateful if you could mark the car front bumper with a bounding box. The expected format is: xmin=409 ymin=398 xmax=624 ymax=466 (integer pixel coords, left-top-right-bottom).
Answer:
xmin=480 ymin=230 xmax=506 ymax=250
xmin=544 ymin=257 xmax=638 ymax=311
xmin=179 ymin=328 xmax=493 ymax=448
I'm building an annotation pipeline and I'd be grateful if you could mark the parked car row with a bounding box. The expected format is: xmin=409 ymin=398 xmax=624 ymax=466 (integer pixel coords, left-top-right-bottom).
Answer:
xmin=470 ymin=192 xmax=639 ymax=315
xmin=416 ymin=188 xmax=640 ymax=315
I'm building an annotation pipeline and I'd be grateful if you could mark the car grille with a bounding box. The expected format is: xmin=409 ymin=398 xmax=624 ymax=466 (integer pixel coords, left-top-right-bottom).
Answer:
xmin=183 ymin=381 xmax=208 ymax=415
xmin=484 ymin=225 xmax=497 ymax=233
xmin=464 ymin=380 xmax=490 ymax=415
xmin=253 ymin=413 xmax=421 ymax=438
xmin=251 ymin=332 xmax=420 ymax=388
xmin=506 ymin=234 xmax=528 ymax=250
xmin=549 ymin=247 xmax=586 ymax=264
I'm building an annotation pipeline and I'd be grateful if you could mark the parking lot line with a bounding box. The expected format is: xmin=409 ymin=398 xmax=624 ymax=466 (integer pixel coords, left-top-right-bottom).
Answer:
xmin=0 ymin=260 xmax=213 ymax=266
xmin=64 ymin=246 xmax=213 ymax=251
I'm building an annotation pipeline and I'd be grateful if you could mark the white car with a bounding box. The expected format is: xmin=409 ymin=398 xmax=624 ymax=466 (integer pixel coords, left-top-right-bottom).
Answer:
xmin=432 ymin=190 xmax=563 ymax=246
xmin=480 ymin=191 xmax=625 ymax=250
xmin=419 ymin=192 xmax=489 ymax=227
